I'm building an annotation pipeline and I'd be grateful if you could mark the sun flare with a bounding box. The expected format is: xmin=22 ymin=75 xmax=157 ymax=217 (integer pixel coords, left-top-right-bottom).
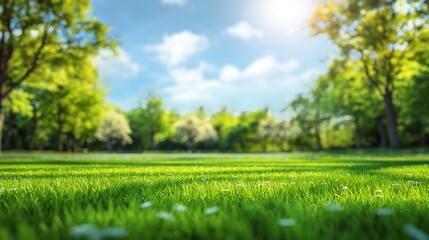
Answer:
xmin=250 ymin=0 xmax=314 ymax=36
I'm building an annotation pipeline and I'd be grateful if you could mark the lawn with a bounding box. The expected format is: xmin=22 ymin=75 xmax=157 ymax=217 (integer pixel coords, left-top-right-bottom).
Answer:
xmin=0 ymin=151 xmax=428 ymax=240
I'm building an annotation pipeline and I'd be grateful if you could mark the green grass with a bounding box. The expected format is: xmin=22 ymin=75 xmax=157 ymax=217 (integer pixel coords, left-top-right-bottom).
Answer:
xmin=0 ymin=152 xmax=428 ymax=239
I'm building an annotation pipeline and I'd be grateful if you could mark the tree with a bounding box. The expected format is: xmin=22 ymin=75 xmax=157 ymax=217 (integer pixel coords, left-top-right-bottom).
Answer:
xmin=210 ymin=108 xmax=238 ymax=150
xmin=224 ymin=108 xmax=268 ymax=151
xmin=0 ymin=0 xmax=113 ymax=151
xmin=17 ymin=59 xmax=107 ymax=151
xmin=257 ymin=116 xmax=278 ymax=152
xmin=173 ymin=115 xmax=218 ymax=151
xmin=275 ymin=120 xmax=290 ymax=151
xmin=127 ymin=95 xmax=168 ymax=151
xmin=315 ymin=60 xmax=386 ymax=148
xmin=154 ymin=110 xmax=180 ymax=151
xmin=310 ymin=0 xmax=428 ymax=149
xmin=96 ymin=110 xmax=132 ymax=152
xmin=399 ymin=29 xmax=429 ymax=145
xmin=256 ymin=116 xmax=291 ymax=152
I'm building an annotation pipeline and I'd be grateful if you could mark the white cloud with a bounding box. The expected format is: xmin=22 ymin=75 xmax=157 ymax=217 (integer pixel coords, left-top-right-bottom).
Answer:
xmin=144 ymin=31 xmax=209 ymax=66
xmin=163 ymin=56 xmax=319 ymax=111
xmin=226 ymin=21 xmax=264 ymax=40
xmin=161 ymin=0 xmax=187 ymax=6
xmin=94 ymin=48 xmax=140 ymax=79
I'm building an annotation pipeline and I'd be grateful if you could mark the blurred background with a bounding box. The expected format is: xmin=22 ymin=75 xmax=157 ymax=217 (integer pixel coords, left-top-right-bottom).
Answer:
xmin=0 ymin=0 xmax=428 ymax=152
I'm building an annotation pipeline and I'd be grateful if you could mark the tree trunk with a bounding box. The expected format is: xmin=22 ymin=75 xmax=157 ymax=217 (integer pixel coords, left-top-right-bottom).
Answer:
xmin=315 ymin=119 xmax=322 ymax=150
xmin=280 ymin=139 xmax=286 ymax=152
xmin=0 ymin=106 xmax=4 ymax=153
xmin=354 ymin=116 xmax=362 ymax=149
xmin=3 ymin=109 xmax=15 ymax=150
xmin=384 ymin=91 xmax=400 ymax=149
xmin=66 ymin=132 xmax=72 ymax=152
xmin=150 ymin=130 xmax=156 ymax=150
xmin=27 ymin=102 xmax=38 ymax=150
xmin=57 ymin=103 xmax=63 ymax=152
xmin=67 ymin=132 xmax=77 ymax=152
xmin=421 ymin=132 xmax=427 ymax=147
xmin=0 ymin=92 xmax=6 ymax=153
xmin=262 ymin=142 xmax=267 ymax=152
xmin=72 ymin=135 xmax=77 ymax=152
xmin=106 ymin=137 xmax=112 ymax=152
xmin=376 ymin=116 xmax=387 ymax=148
xmin=187 ymin=140 xmax=193 ymax=152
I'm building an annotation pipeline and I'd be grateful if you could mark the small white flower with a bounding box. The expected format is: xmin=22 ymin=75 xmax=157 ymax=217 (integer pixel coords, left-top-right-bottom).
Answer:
xmin=173 ymin=204 xmax=187 ymax=212
xmin=69 ymin=224 xmax=99 ymax=239
xmin=157 ymin=212 xmax=175 ymax=221
xmin=342 ymin=186 xmax=348 ymax=191
xmin=140 ymin=202 xmax=152 ymax=209
xmin=404 ymin=224 xmax=429 ymax=240
xmin=375 ymin=189 xmax=382 ymax=193
xmin=326 ymin=201 xmax=344 ymax=212
xmin=278 ymin=218 xmax=295 ymax=227
xmin=204 ymin=206 xmax=220 ymax=215
xmin=375 ymin=208 xmax=395 ymax=216
xmin=101 ymin=228 xmax=128 ymax=239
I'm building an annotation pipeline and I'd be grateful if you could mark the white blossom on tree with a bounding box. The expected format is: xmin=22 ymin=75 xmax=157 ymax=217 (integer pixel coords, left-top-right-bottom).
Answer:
xmin=257 ymin=117 xmax=290 ymax=151
xmin=96 ymin=110 xmax=132 ymax=151
xmin=174 ymin=115 xmax=218 ymax=151
xmin=276 ymin=120 xmax=290 ymax=151
xmin=257 ymin=116 xmax=278 ymax=151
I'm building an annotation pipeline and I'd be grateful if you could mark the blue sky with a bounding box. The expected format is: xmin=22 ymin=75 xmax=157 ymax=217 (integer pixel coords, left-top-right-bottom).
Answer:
xmin=91 ymin=0 xmax=335 ymax=115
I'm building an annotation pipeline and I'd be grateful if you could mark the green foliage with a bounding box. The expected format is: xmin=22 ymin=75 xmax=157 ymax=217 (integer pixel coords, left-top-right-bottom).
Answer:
xmin=308 ymin=0 xmax=429 ymax=149
xmin=127 ymin=95 xmax=168 ymax=151
xmin=0 ymin=0 xmax=114 ymax=151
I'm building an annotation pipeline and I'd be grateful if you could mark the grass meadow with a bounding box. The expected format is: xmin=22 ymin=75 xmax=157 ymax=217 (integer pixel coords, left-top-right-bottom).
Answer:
xmin=0 ymin=151 xmax=428 ymax=239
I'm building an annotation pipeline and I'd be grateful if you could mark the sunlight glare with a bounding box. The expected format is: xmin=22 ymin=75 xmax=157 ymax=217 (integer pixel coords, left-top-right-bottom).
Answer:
xmin=250 ymin=0 xmax=314 ymax=37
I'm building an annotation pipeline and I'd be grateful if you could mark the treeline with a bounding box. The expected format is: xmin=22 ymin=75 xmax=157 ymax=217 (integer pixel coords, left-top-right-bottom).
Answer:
xmin=2 ymin=0 xmax=429 ymax=152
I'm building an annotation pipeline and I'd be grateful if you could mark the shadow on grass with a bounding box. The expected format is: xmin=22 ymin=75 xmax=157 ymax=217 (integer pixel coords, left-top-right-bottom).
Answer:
xmin=0 ymin=160 xmax=428 ymax=184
